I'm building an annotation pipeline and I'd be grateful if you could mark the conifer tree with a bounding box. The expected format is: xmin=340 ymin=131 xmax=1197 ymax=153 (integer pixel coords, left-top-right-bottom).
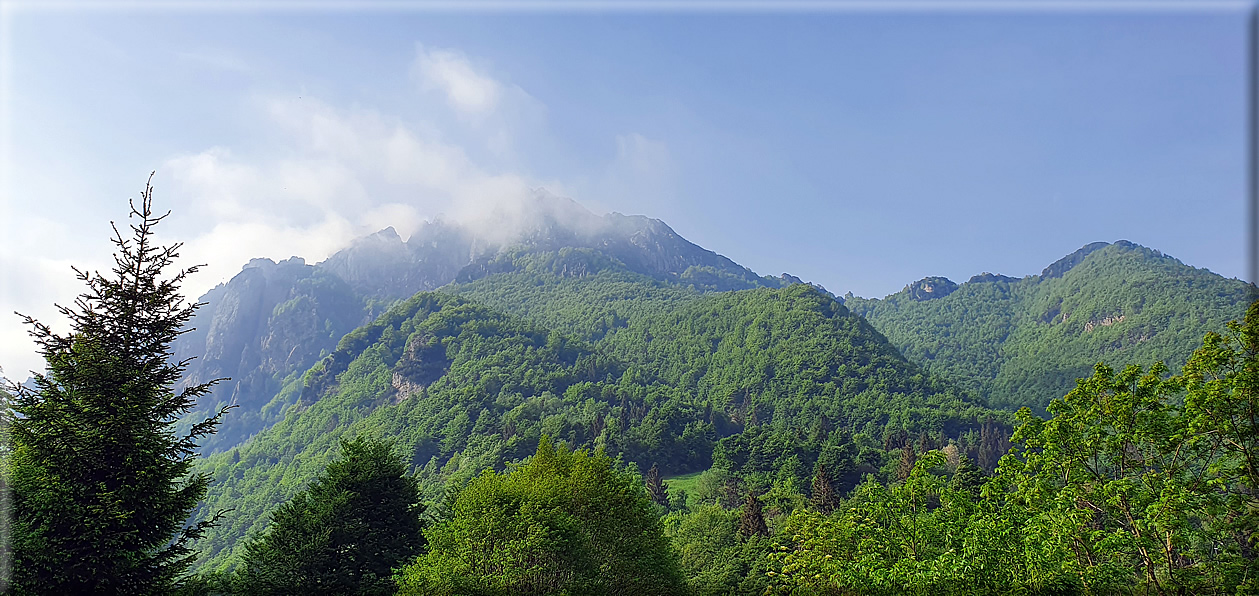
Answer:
xmin=917 ymin=432 xmax=933 ymax=454
xmin=977 ymin=418 xmax=1007 ymax=473
xmin=644 ymin=462 xmax=668 ymax=507
xmin=949 ymin=455 xmax=986 ymax=499
xmin=810 ymin=463 xmax=839 ymax=514
xmin=237 ymin=436 xmax=426 ymax=596
xmin=9 ymin=177 xmax=230 ymax=594
xmin=721 ymin=475 xmax=743 ymax=510
xmin=896 ymin=444 xmax=918 ymax=481
xmin=738 ymin=492 xmax=769 ymax=539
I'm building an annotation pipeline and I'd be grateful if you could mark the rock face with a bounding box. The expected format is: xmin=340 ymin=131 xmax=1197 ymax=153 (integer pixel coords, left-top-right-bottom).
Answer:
xmin=390 ymin=333 xmax=450 ymax=403
xmin=321 ymin=222 xmax=477 ymax=299
xmin=173 ymin=192 xmax=807 ymax=452
xmin=1084 ymin=314 xmax=1126 ymax=333
xmin=904 ymin=277 xmax=958 ymax=301
xmin=173 ymin=257 xmax=366 ymax=452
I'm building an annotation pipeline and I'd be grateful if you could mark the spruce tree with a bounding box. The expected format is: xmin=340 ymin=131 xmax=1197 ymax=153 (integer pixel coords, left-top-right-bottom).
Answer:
xmin=949 ymin=455 xmax=986 ymax=499
xmin=720 ymin=475 xmax=743 ymax=510
xmin=896 ymin=444 xmax=918 ymax=481
xmin=738 ymin=492 xmax=769 ymax=539
xmin=977 ymin=419 xmax=1007 ymax=473
xmin=644 ymin=462 xmax=668 ymax=507
xmin=238 ymin=436 xmax=426 ymax=596
xmin=9 ymin=177 xmax=229 ymax=594
xmin=810 ymin=464 xmax=839 ymax=514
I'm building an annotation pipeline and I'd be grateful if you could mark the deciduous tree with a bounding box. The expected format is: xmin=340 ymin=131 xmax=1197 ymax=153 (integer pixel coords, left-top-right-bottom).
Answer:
xmin=396 ymin=438 xmax=684 ymax=595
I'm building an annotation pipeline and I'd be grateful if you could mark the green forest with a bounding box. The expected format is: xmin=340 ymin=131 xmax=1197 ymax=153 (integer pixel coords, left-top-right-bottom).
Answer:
xmin=6 ymin=194 xmax=1258 ymax=595
xmin=845 ymin=241 xmax=1252 ymax=412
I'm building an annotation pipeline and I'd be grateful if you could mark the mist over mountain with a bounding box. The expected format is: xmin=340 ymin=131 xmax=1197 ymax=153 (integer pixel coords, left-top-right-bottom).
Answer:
xmin=173 ymin=192 xmax=801 ymax=452
xmin=156 ymin=195 xmax=1255 ymax=579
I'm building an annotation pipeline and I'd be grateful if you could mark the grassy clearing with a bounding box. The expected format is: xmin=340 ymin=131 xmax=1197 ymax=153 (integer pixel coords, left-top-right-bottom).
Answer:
xmin=663 ymin=469 xmax=705 ymax=507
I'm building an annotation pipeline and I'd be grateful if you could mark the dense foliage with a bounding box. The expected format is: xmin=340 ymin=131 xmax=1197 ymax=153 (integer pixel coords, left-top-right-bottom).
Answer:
xmin=452 ymin=255 xmax=999 ymax=489
xmin=659 ymin=503 xmax=771 ymax=595
xmin=232 ymin=436 xmax=425 ymax=595
xmin=845 ymin=241 xmax=1253 ymax=411
xmin=14 ymin=182 xmax=1259 ymax=595
xmin=8 ymin=183 xmax=227 ymax=594
xmin=396 ymin=439 xmax=686 ymax=595
xmin=10 ymin=213 xmax=1258 ymax=594
xmin=767 ymin=302 xmax=1259 ymax=595
xmin=189 ymin=260 xmax=997 ymax=571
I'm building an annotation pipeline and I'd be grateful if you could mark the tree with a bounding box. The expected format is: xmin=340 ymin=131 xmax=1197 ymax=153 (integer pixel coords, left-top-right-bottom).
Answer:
xmin=1000 ymin=361 xmax=1237 ymax=595
xmin=810 ymin=463 xmax=839 ymax=514
xmin=237 ymin=435 xmax=426 ymax=595
xmin=721 ymin=474 xmax=744 ymax=510
xmin=738 ymin=492 xmax=768 ymax=539
xmin=896 ymin=445 xmax=917 ymax=481
xmin=949 ymin=455 xmax=985 ymax=500
xmin=644 ymin=462 xmax=668 ymax=507
xmin=1173 ymin=299 xmax=1259 ymax=590
xmin=1182 ymin=299 xmax=1259 ymax=498
xmin=693 ymin=467 xmax=741 ymax=509
xmin=663 ymin=504 xmax=774 ymax=596
xmin=8 ymin=177 xmax=229 ymax=593
xmin=977 ymin=418 xmax=1009 ymax=474
xmin=396 ymin=438 xmax=685 ymax=595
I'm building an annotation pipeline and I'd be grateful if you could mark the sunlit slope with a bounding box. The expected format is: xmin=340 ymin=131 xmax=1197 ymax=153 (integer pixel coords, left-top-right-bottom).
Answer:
xmin=846 ymin=241 xmax=1253 ymax=410
xmin=192 ymin=280 xmax=992 ymax=571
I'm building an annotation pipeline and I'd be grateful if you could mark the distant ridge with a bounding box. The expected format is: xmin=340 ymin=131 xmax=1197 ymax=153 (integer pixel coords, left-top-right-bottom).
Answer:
xmin=846 ymin=240 xmax=1254 ymax=410
xmin=1040 ymin=241 xmax=1111 ymax=279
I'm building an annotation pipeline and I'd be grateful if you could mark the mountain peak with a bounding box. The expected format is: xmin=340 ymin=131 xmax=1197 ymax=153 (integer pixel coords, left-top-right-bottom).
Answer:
xmin=1039 ymin=241 xmax=1111 ymax=280
xmin=903 ymin=276 xmax=958 ymax=301
xmin=370 ymin=226 xmax=401 ymax=240
xmin=967 ymin=272 xmax=1017 ymax=284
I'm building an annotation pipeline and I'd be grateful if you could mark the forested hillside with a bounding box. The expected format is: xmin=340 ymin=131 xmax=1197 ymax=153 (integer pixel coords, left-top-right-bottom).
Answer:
xmin=846 ymin=240 xmax=1254 ymax=410
xmin=172 ymin=198 xmax=794 ymax=454
xmin=182 ymin=232 xmax=1255 ymax=579
xmin=189 ymin=280 xmax=994 ymax=572
xmin=16 ymin=197 xmax=1259 ymax=594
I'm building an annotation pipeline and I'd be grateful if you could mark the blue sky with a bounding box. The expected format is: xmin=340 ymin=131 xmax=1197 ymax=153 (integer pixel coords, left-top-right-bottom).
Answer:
xmin=0 ymin=2 xmax=1250 ymax=376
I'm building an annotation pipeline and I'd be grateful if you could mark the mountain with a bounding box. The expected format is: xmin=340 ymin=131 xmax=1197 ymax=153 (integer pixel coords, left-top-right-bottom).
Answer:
xmin=173 ymin=193 xmax=798 ymax=453
xmin=171 ymin=200 xmax=1250 ymax=573
xmin=190 ymin=282 xmax=990 ymax=571
xmin=844 ymin=240 xmax=1255 ymax=410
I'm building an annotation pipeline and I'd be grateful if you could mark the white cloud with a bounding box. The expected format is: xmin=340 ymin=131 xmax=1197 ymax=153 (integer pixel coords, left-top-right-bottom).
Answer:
xmin=160 ymin=94 xmax=549 ymax=300
xmin=412 ymin=44 xmax=502 ymax=117
xmin=0 ymin=43 xmax=654 ymax=379
xmin=408 ymin=43 xmax=551 ymax=167
xmin=0 ymin=215 xmax=108 ymax=379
